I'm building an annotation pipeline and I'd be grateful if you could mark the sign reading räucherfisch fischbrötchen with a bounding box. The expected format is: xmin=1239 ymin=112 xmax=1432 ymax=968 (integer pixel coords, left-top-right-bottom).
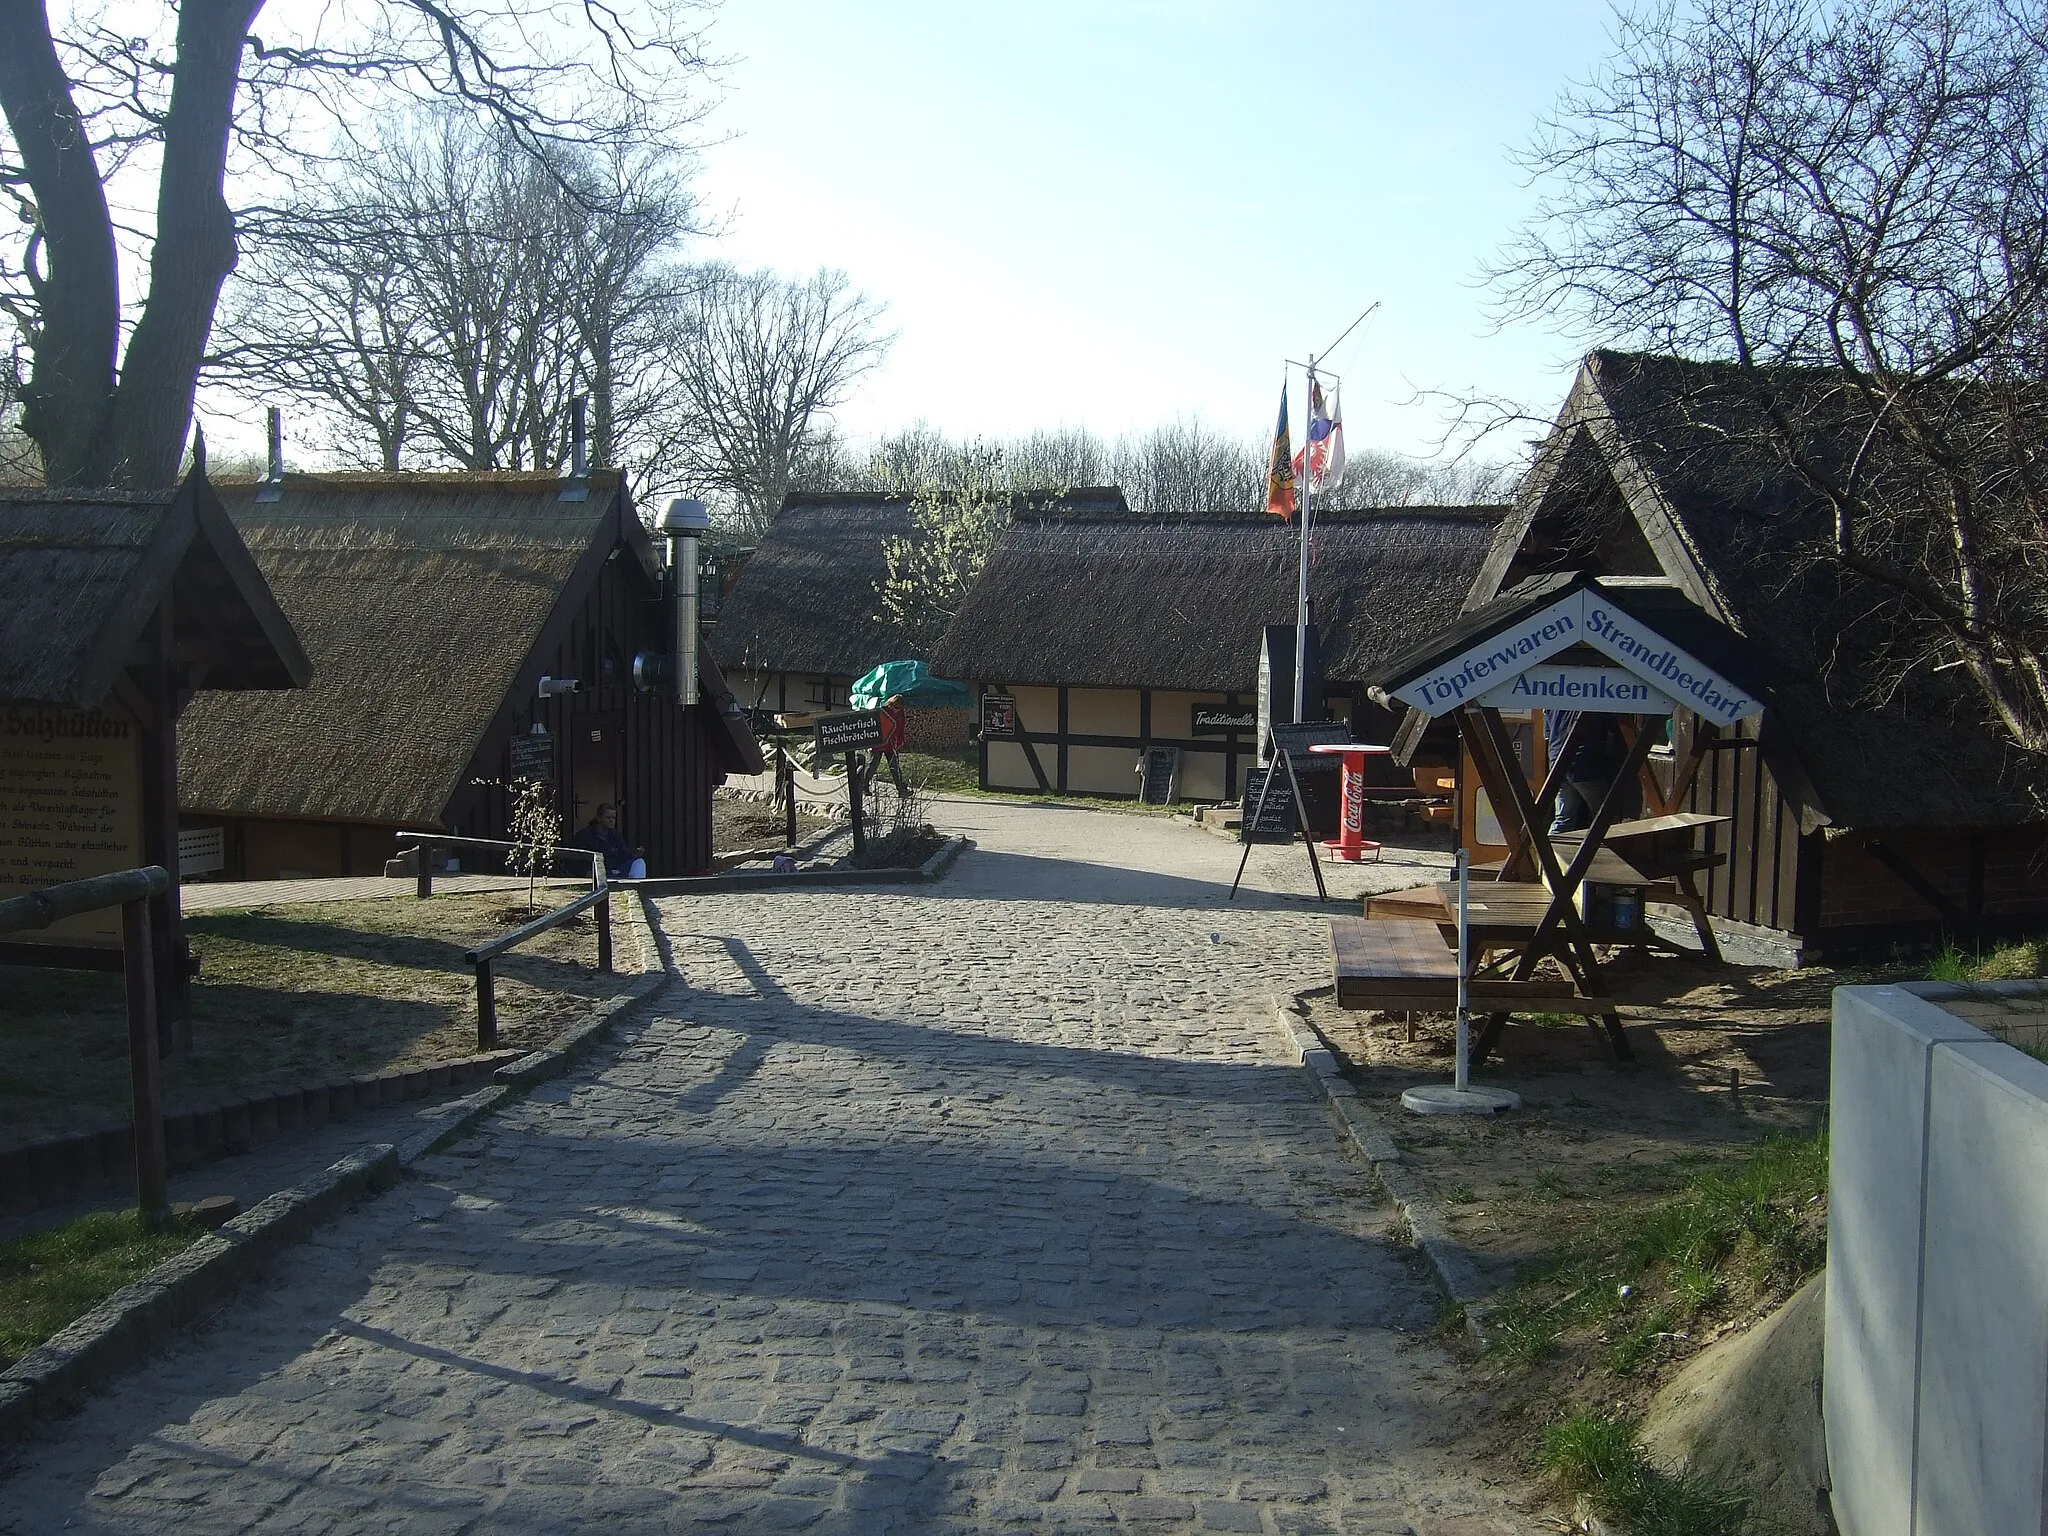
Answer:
xmin=814 ymin=709 xmax=885 ymax=754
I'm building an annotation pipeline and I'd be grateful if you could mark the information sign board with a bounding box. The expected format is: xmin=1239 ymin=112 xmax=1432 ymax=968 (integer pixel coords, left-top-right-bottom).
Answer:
xmin=980 ymin=695 xmax=1017 ymax=740
xmin=1137 ymin=746 xmax=1180 ymax=806
xmin=1269 ymin=722 xmax=1348 ymax=774
xmin=1238 ymin=766 xmax=1299 ymax=844
xmin=815 ymin=709 xmax=885 ymax=755
xmin=510 ymin=731 xmax=554 ymax=784
xmin=0 ymin=702 xmax=144 ymax=948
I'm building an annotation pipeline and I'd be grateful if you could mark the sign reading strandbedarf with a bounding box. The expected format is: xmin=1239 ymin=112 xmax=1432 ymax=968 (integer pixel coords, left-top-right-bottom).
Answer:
xmin=1579 ymin=598 xmax=1758 ymax=728
xmin=1390 ymin=590 xmax=1762 ymax=727
xmin=1480 ymin=665 xmax=1674 ymax=714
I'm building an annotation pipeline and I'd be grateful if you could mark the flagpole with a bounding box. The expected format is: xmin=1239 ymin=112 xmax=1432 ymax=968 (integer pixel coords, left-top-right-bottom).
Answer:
xmin=1293 ymin=355 xmax=1314 ymax=722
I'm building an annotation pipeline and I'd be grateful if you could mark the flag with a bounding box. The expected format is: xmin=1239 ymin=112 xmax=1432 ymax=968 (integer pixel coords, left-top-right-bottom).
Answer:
xmin=1264 ymin=382 xmax=1295 ymax=520
xmin=1291 ymin=377 xmax=1346 ymax=494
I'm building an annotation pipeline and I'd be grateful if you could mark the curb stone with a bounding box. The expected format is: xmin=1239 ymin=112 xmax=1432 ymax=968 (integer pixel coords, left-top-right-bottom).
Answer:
xmin=0 ymin=934 xmax=674 ymax=1448
xmin=1267 ymin=989 xmax=1494 ymax=1346
xmin=626 ymin=834 xmax=973 ymax=896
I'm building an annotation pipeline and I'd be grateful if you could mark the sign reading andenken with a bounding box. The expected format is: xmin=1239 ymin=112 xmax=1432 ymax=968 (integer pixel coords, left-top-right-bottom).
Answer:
xmin=1481 ymin=665 xmax=1675 ymax=715
xmin=0 ymin=702 xmax=144 ymax=947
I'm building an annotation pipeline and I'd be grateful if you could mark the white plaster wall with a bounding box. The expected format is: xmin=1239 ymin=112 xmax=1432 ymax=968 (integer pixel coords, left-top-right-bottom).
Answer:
xmin=1915 ymin=1039 xmax=2048 ymax=1536
xmin=1827 ymin=982 xmax=2048 ymax=1536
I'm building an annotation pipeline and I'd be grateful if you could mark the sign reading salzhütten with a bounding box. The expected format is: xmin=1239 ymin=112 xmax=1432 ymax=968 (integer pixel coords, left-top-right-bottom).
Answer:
xmin=1390 ymin=590 xmax=1761 ymax=726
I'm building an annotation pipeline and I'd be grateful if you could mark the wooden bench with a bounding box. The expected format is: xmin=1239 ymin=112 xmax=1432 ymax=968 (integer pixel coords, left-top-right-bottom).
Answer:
xmin=1330 ymin=918 xmax=1614 ymax=1015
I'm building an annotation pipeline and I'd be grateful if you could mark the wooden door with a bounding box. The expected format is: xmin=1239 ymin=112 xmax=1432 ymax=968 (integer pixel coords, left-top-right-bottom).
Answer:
xmin=570 ymin=711 xmax=623 ymax=831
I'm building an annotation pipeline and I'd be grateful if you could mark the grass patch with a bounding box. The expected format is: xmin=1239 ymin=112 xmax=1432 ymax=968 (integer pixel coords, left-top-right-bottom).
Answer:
xmin=1540 ymin=1411 xmax=1748 ymax=1536
xmin=0 ymin=1209 xmax=200 ymax=1368
xmin=897 ymin=746 xmax=980 ymax=794
xmin=1487 ymin=1131 xmax=1828 ymax=1375
xmin=0 ymin=893 xmax=625 ymax=1148
xmin=1926 ymin=938 xmax=2044 ymax=983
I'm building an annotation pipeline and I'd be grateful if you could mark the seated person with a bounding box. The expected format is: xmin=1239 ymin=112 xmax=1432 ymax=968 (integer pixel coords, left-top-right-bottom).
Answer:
xmin=570 ymin=802 xmax=646 ymax=880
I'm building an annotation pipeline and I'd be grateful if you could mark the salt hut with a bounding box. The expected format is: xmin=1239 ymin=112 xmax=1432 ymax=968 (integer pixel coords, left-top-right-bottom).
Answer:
xmin=1449 ymin=349 xmax=2048 ymax=961
xmin=930 ymin=506 xmax=1504 ymax=800
xmin=177 ymin=470 xmax=762 ymax=881
xmin=713 ymin=487 xmax=1129 ymax=716
xmin=0 ymin=467 xmax=308 ymax=1023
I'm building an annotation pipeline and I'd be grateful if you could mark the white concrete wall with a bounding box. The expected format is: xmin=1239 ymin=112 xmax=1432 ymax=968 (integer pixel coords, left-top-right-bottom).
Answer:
xmin=1827 ymin=981 xmax=2048 ymax=1536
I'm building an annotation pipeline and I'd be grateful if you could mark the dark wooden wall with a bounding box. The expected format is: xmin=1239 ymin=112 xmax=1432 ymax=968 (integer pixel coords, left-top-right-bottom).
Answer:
xmin=1677 ymin=713 xmax=2048 ymax=957
xmin=451 ymin=546 xmax=721 ymax=876
xmin=1682 ymin=719 xmax=1810 ymax=936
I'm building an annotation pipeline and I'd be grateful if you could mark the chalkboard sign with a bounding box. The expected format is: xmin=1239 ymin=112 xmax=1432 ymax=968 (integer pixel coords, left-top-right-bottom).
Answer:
xmin=1137 ymin=745 xmax=1180 ymax=805
xmin=816 ymin=709 xmax=885 ymax=754
xmin=981 ymin=694 xmax=1018 ymax=739
xmin=510 ymin=731 xmax=553 ymax=784
xmin=1269 ymin=721 xmax=1348 ymax=774
xmin=1238 ymin=765 xmax=1299 ymax=844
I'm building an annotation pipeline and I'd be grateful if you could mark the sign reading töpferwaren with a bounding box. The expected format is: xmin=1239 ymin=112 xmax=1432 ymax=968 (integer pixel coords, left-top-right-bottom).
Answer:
xmin=814 ymin=709 xmax=885 ymax=754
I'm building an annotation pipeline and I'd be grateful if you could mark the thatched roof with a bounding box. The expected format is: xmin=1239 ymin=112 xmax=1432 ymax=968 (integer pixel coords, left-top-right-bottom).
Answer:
xmin=929 ymin=506 xmax=1505 ymax=692
xmin=711 ymin=486 xmax=1130 ymax=679
xmin=1474 ymin=350 xmax=2047 ymax=828
xmin=0 ymin=470 xmax=307 ymax=708
xmin=178 ymin=471 xmax=655 ymax=826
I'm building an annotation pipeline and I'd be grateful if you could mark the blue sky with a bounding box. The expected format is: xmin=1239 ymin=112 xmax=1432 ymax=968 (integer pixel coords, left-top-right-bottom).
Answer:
xmin=690 ymin=0 xmax=1623 ymax=463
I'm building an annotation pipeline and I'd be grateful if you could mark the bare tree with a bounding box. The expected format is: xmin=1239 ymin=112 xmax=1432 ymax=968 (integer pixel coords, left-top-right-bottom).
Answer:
xmin=877 ymin=443 xmax=1010 ymax=656
xmin=0 ymin=1 xmax=712 ymax=488
xmin=1496 ymin=0 xmax=2048 ymax=756
xmin=215 ymin=113 xmax=701 ymax=480
xmin=1109 ymin=418 xmax=1263 ymax=515
xmin=672 ymin=265 xmax=891 ymax=536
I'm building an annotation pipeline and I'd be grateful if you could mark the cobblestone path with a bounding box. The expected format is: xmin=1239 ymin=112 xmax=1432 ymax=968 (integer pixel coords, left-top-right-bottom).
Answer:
xmin=0 ymin=805 xmax=1531 ymax=1533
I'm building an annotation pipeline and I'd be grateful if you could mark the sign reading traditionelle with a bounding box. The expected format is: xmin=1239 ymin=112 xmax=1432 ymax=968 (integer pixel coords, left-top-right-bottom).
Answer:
xmin=1388 ymin=591 xmax=1761 ymax=727
xmin=0 ymin=702 xmax=144 ymax=947
xmin=1191 ymin=706 xmax=1256 ymax=736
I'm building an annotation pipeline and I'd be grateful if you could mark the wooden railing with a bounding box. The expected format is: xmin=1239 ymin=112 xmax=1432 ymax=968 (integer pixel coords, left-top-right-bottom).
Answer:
xmin=392 ymin=834 xmax=612 ymax=1048
xmin=0 ymin=866 xmax=173 ymax=1221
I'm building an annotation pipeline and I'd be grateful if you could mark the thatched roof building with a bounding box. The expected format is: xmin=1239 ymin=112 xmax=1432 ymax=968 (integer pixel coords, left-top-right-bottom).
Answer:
xmin=927 ymin=505 xmax=1504 ymax=801
xmin=712 ymin=486 xmax=1129 ymax=710
xmin=1462 ymin=348 xmax=2048 ymax=957
xmin=0 ymin=474 xmax=305 ymax=707
xmin=932 ymin=505 xmax=1503 ymax=693
xmin=178 ymin=470 xmax=760 ymax=881
xmin=1 ymin=468 xmax=308 ymax=1004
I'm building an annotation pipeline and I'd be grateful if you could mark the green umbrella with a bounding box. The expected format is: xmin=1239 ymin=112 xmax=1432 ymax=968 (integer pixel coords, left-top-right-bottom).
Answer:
xmin=849 ymin=660 xmax=973 ymax=710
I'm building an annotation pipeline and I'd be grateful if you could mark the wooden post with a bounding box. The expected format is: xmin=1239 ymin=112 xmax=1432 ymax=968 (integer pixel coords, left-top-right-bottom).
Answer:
xmin=596 ymin=890 xmax=613 ymax=973
xmin=847 ymin=751 xmax=865 ymax=858
xmin=121 ymin=894 xmax=167 ymax=1224
xmin=783 ymin=748 xmax=797 ymax=847
xmin=416 ymin=841 xmax=433 ymax=899
xmin=475 ymin=958 xmax=497 ymax=1049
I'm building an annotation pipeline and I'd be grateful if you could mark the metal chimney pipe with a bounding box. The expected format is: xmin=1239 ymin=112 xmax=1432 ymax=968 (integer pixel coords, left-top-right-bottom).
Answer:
xmin=255 ymin=405 xmax=285 ymax=501
xmin=658 ymin=499 xmax=709 ymax=707
xmin=569 ymin=395 xmax=588 ymax=479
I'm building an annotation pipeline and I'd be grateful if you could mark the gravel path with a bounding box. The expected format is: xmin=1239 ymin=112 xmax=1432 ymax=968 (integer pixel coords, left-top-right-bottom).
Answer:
xmin=0 ymin=803 xmax=1529 ymax=1533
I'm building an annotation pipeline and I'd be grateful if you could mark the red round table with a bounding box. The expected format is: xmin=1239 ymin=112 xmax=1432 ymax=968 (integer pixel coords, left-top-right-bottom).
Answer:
xmin=1309 ymin=743 xmax=1392 ymax=862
